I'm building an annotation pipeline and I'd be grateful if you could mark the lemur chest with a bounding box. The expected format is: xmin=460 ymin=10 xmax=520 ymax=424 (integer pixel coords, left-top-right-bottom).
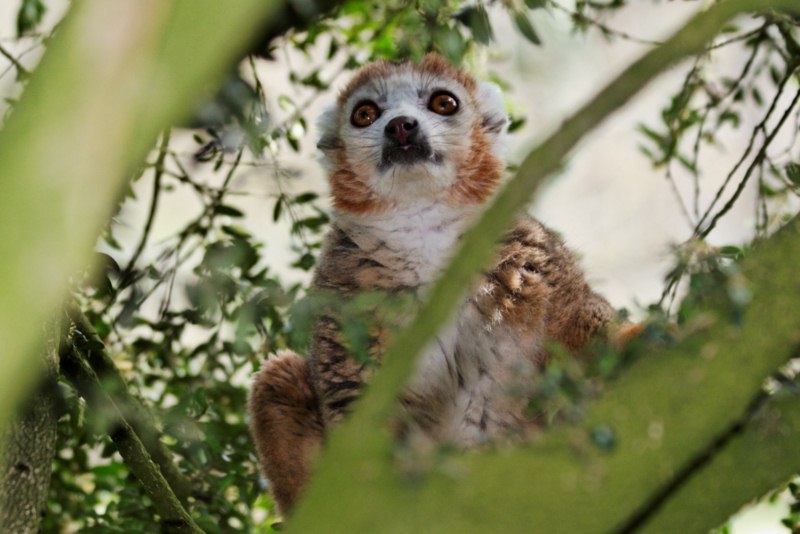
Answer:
xmin=334 ymin=207 xmax=543 ymax=444
xmin=338 ymin=202 xmax=473 ymax=289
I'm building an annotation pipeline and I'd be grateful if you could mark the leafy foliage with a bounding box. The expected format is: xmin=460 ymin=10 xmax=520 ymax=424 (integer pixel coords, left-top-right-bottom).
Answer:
xmin=1 ymin=0 xmax=798 ymax=531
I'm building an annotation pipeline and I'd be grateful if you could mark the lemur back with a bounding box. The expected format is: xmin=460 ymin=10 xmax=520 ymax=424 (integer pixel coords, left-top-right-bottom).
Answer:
xmin=249 ymin=55 xmax=621 ymax=514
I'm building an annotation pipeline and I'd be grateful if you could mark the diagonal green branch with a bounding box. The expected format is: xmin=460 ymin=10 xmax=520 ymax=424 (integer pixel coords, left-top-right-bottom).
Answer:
xmin=291 ymin=0 xmax=800 ymax=531
xmin=636 ymin=392 xmax=800 ymax=533
xmin=60 ymin=342 xmax=202 ymax=533
xmin=65 ymin=304 xmax=194 ymax=505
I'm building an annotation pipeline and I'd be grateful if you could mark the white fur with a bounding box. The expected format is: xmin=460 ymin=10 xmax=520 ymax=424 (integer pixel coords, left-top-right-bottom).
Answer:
xmin=336 ymin=198 xmax=478 ymax=286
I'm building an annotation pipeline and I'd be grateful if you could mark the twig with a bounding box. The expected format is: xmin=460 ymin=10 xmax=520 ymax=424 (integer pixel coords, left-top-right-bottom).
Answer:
xmin=699 ymin=85 xmax=800 ymax=238
xmin=119 ymin=129 xmax=171 ymax=289
xmin=664 ymin=161 xmax=695 ymax=227
xmin=707 ymin=24 xmax=768 ymax=51
xmin=0 ymin=43 xmax=29 ymax=77
xmin=157 ymin=147 xmax=244 ymax=317
xmin=693 ymin=62 xmax=798 ymax=236
xmin=551 ymin=0 xmax=662 ymax=46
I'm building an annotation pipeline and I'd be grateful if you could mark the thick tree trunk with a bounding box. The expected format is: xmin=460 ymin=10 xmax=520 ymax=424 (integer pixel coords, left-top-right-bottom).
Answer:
xmin=0 ymin=322 xmax=60 ymax=533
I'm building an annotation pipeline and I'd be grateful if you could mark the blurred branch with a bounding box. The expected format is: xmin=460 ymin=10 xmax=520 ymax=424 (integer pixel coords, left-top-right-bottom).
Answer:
xmin=64 ymin=304 xmax=195 ymax=505
xmin=294 ymin=197 xmax=800 ymax=530
xmin=0 ymin=0 xmax=279 ymax=432
xmin=292 ymin=0 xmax=800 ymax=531
xmin=60 ymin=340 xmax=202 ymax=533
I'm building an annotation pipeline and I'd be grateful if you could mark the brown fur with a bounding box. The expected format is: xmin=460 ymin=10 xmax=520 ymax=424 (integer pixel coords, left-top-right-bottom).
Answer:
xmin=498 ymin=220 xmax=616 ymax=352
xmin=329 ymin=153 xmax=387 ymax=215
xmin=248 ymin=351 xmax=324 ymax=514
xmin=449 ymin=125 xmax=504 ymax=206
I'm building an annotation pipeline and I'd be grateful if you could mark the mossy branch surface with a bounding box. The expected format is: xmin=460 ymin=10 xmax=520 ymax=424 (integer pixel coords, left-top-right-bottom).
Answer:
xmin=291 ymin=1 xmax=800 ymax=532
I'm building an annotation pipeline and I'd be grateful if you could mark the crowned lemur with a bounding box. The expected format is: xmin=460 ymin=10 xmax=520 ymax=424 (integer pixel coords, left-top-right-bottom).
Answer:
xmin=248 ymin=54 xmax=637 ymax=514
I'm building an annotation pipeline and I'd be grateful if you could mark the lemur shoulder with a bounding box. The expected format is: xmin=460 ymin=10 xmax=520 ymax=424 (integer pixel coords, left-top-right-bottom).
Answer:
xmin=248 ymin=54 xmax=635 ymax=514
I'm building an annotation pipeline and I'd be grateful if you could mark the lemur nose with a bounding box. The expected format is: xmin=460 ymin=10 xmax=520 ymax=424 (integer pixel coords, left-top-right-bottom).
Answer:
xmin=384 ymin=116 xmax=418 ymax=145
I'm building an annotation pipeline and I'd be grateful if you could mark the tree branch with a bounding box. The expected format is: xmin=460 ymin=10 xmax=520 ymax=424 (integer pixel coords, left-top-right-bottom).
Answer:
xmin=0 ymin=0 xmax=282 ymax=433
xmin=60 ymin=340 xmax=202 ymax=533
xmin=633 ymin=392 xmax=800 ymax=533
xmin=119 ymin=129 xmax=171 ymax=290
xmin=64 ymin=304 xmax=195 ymax=505
xmin=0 ymin=319 xmax=60 ymax=533
xmin=291 ymin=1 xmax=800 ymax=531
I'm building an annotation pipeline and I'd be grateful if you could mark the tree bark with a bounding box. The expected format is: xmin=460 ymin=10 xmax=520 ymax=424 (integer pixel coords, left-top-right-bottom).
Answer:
xmin=0 ymin=321 xmax=60 ymax=533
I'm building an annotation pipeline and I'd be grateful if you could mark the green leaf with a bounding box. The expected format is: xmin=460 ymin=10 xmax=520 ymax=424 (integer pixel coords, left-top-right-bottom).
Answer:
xmin=455 ymin=6 xmax=493 ymax=44
xmin=524 ymin=0 xmax=547 ymax=8
xmin=277 ymin=95 xmax=295 ymax=112
xmin=300 ymin=70 xmax=328 ymax=90
xmin=327 ymin=38 xmax=339 ymax=60
xmin=434 ymin=26 xmax=466 ymax=65
xmin=751 ymin=87 xmax=763 ymax=106
xmin=16 ymin=0 xmax=46 ymax=37
xmin=719 ymin=245 xmax=742 ymax=258
xmin=717 ymin=110 xmax=740 ymax=128
xmin=215 ymin=204 xmax=244 ymax=217
xmin=293 ymin=192 xmax=318 ymax=204
xmin=287 ymin=134 xmax=300 ymax=152
xmin=221 ymin=224 xmax=251 ymax=238
xmin=513 ymin=12 xmax=542 ymax=45
xmin=508 ymin=116 xmax=527 ymax=133
xmin=786 ymin=163 xmax=800 ymax=185
xmin=293 ymin=252 xmax=316 ymax=271
xmin=769 ymin=64 xmax=782 ymax=85
xmin=292 ymin=215 xmax=329 ymax=233
xmin=273 ymin=196 xmax=284 ymax=222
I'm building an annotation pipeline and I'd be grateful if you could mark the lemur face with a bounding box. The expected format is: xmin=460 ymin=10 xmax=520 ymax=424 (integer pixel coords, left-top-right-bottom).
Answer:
xmin=317 ymin=55 xmax=507 ymax=215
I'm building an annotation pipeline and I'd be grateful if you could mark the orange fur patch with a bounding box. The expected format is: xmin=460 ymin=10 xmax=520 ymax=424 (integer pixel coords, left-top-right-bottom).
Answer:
xmin=449 ymin=124 xmax=504 ymax=205
xmin=610 ymin=322 xmax=645 ymax=350
xmin=329 ymin=153 xmax=387 ymax=215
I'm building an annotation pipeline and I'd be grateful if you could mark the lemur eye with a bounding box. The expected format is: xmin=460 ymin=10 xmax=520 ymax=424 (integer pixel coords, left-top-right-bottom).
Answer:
xmin=351 ymin=101 xmax=380 ymax=127
xmin=428 ymin=91 xmax=459 ymax=116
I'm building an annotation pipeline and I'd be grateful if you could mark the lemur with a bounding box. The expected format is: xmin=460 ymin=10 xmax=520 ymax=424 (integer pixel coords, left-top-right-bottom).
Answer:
xmin=249 ymin=54 xmax=633 ymax=514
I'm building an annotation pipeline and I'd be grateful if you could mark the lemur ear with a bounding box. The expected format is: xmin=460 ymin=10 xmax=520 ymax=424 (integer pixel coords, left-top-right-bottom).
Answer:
xmin=476 ymin=81 xmax=508 ymax=142
xmin=316 ymin=104 xmax=343 ymax=167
